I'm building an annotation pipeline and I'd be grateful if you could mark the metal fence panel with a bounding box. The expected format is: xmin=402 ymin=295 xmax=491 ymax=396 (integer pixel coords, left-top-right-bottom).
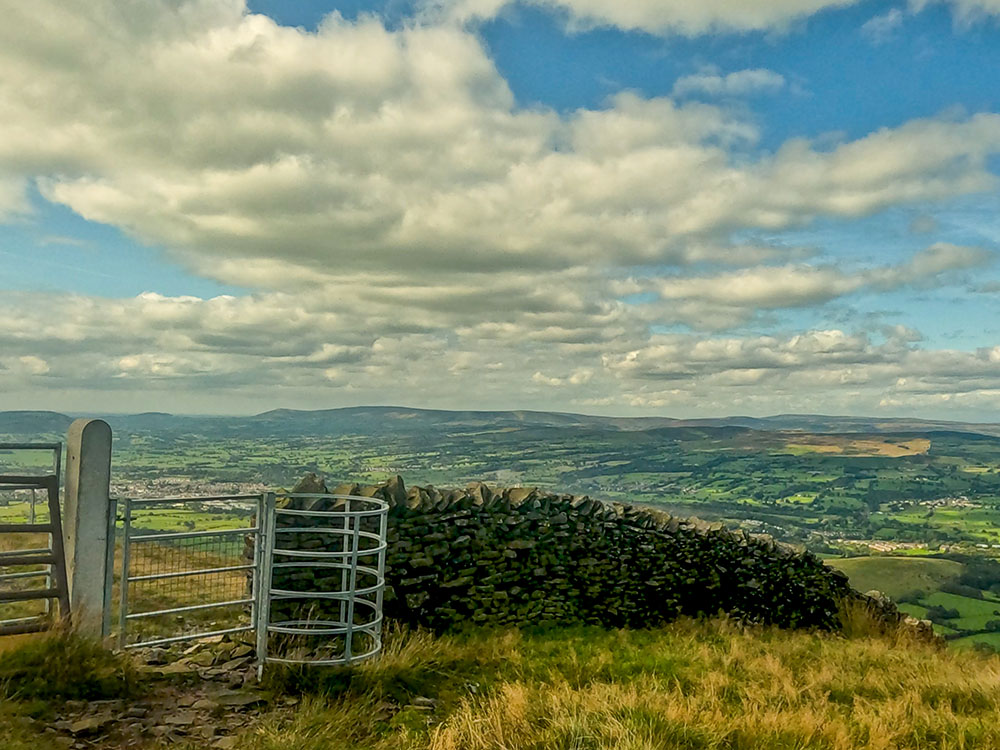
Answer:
xmin=0 ymin=471 xmax=70 ymax=634
xmin=116 ymin=494 xmax=265 ymax=649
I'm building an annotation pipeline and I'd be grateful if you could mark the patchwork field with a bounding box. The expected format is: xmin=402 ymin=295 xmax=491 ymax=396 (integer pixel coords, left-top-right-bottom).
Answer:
xmin=825 ymin=557 xmax=963 ymax=600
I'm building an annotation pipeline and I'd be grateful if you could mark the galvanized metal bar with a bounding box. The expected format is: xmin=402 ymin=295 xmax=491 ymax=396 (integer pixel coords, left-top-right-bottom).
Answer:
xmin=126 ymin=597 xmax=254 ymax=620
xmin=102 ymin=499 xmax=117 ymax=639
xmin=339 ymin=507 xmax=349 ymax=627
xmin=52 ymin=443 xmax=61 ymax=491
xmin=124 ymin=494 xmax=263 ymax=505
xmin=118 ymin=498 xmax=132 ymax=650
xmin=273 ymin=526 xmax=384 ymax=537
xmin=269 ymin=584 xmax=383 ymax=599
xmin=376 ymin=505 xmax=387 ymax=651
xmin=127 ymin=563 xmax=256 ymax=583
xmin=344 ymin=508 xmax=362 ymax=664
xmin=249 ymin=494 xmax=264 ymax=670
xmin=0 ymin=552 xmax=56 ymax=566
xmin=0 ymin=617 xmax=50 ymax=636
xmin=0 ymin=476 xmax=49 ymax=487
xmin=0 ymin=587 xmax=60 ymax=602
xmin=257 ymin=492 xmax=276 ymax=678
xmin=269 ymin=545 xmax=386 ymax=559
xmin=273 ymin=506 xmax=387 ymax=519
xmin=123 ymin=625 xmax=254 ymax=650
xmin=0 ymin=570 xmax=50 ymax=581
xmin=0 ymin=523 xmax=54 ymax=534
xmin=0 ymin=547 xmax=50 ymax=558
xmin=41 ymin=476 xmax=70 ymax=620
xmin=127 ymin=527 xmax=259 ymax=543
xmin=267 ymin=619 xmax=383 ymax=636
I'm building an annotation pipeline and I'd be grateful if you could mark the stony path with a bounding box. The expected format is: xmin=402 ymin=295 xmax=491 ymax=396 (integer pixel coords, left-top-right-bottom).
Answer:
xmin=35 ymin=638 xmax=284 ymax=749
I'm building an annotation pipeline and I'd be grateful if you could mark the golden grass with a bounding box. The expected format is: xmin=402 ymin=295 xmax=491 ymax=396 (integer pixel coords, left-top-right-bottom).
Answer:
xmin=244 ymin=619 xmax=1000 ymax=750
xmin=783 ymin=438 xmax=930 ymax=458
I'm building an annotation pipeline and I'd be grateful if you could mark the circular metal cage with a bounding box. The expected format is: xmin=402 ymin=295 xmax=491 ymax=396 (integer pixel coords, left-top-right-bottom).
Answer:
xmin=258 ymin=493 xmax=389 ymax=668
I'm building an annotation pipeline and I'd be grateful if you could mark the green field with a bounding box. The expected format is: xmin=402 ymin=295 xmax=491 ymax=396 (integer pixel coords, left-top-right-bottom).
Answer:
xmin=825 ymin=557 xmax=963 ymax=600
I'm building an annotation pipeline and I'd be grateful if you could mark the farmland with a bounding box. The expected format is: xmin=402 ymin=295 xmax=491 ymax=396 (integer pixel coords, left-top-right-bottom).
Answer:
xmin=8 ymin=407 xmax=1000 ymax=647
xmin=8 ymin=409 xmax=1000 ymax=553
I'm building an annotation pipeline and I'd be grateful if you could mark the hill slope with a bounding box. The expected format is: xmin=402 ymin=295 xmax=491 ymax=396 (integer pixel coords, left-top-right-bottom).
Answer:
xmin=826 ymin=557 xmax=965 ymax=600
xmin=4 ymin=406 xmax=1000 ymax=439
xmin=213 ymin=620 xmax=1000 ymax=750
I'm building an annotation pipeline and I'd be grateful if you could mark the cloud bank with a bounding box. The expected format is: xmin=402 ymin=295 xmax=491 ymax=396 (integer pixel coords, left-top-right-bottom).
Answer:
xmin=0 ymin=0 xmax=998 ymax=417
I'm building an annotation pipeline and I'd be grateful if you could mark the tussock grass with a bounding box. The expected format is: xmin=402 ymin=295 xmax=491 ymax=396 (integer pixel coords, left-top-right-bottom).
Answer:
xmin=247 ymin=618 xmax=1000 ymax=750
xmin=0 ymin=626 xmax=138 ymax=701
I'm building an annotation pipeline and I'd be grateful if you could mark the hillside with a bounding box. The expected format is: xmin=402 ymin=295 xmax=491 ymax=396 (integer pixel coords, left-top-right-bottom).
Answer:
xmin=5 ymin=407 xmax=1000 ymax=439
xmin=4 ymin=618 xmax=1000 ymax=750
xmin=826 ymin=557 xmax=964 ymax=601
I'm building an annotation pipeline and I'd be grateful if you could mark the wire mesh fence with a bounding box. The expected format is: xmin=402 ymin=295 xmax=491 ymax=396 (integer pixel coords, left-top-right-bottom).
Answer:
xmin=116 ymin=495 xmax=264 ymax=649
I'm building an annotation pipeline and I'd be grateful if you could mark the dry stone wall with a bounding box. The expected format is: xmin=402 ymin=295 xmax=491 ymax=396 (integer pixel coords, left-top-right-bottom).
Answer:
xmin=273 ymin=474 xmax=863 ymax=633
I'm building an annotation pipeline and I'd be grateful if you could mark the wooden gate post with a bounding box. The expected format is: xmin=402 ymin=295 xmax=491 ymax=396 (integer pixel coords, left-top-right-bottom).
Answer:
xmin=64 ymin=419 xmax=113 ymax=636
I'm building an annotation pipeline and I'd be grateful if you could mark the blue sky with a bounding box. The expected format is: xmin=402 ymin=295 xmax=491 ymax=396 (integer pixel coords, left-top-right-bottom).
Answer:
xmin=1 ymin=0 xmax=999 ymax=417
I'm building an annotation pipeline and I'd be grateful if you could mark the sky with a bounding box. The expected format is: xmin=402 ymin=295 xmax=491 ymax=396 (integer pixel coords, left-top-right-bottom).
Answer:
xmin=1 ymin=0 xmax=1000 ymax=419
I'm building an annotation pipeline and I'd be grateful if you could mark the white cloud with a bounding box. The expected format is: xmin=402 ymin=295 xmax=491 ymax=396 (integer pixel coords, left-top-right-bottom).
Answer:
xmin=911 ymin=0 xmax=1000 ymax=23
xmin=861 ymin=8 xmax=905 ymax=41
xmin=672 ymin=69 xmax=786 ymax=98
xmin=428 ymin=0 xmax=861 ymax=35
xmin=605 ymin=329 xmax=1000 ymax=414
xmin=1 ymin=1 xmax=999 ymax=417
xmin=625 ymin=244 xmax=992 ymax=328
xmin=429 ymin=0 xmax=1000 ymax=35
xmin=0 ymin=2 xmax=997 ymax=291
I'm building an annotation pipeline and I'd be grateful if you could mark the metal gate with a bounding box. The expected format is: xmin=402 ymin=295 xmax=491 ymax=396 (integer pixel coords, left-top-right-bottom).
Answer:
xmin=116 ymin=494 xmax=265 ymax=649
xmin=0 ymin=444 xmax=70 ymax=636
xmin=257 ymin=493 xmax=389 ymax=668
xmin=115 ymin=492 xmax=388 ymax=670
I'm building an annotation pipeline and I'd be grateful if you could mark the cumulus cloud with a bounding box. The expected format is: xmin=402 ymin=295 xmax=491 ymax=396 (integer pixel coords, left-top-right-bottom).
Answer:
xmin=912 ymin=0 xmax=1000 ymax=24
xmin=1 ymin=1 xmax=1000 ymax=417
xmin=861 ymin=8 xmax=906 ymax=41
xmin=428 ymin=0 xmax=1000 ymax=36
xmin=604 ymin=329 xmax=1000 ymax=414
xmin=672 ymin=69 xmax=786 ymax=98
xmin=1 ymin=286 xmax=998 ymax=419
xmin=621 ymin=244 xmax=992 ymax=328
xmin=428 ymin=0 xmax=861 ymax=34
xmin=2 ymin=2 xmax=999 ymax=288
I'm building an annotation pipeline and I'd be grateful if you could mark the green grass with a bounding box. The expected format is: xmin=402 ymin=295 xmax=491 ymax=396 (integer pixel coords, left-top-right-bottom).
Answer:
xmin=0 ymin=628 xmax=138 ymax=701
xmin=825 ymin=557 xmax=964 ymax=600
xmin=244 ymin=618 xmax=1000 ymax=750
xmin=918 ymin=591 xmax=1000 ymax=632
xmin=952 ymin=632 xmax=1000 ymax=651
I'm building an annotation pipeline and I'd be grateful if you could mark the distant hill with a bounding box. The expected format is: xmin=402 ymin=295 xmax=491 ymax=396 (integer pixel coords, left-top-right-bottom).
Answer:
xmin=3 ymin=406 xmax=1000 ymax=439
xmin=0 ymin=411 xmax=74 ymax=436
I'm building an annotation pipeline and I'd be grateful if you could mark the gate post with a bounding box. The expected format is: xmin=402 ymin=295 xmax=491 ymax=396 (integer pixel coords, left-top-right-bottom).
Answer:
xmin=64 ymin=419 xmax=113 ymax=636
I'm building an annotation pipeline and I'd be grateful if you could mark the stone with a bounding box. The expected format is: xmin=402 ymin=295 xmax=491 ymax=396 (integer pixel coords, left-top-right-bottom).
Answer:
xmin=215 ymin=691 xmax=267 ymax=707
xmin=69 ymin=716 xmax=111 ymax=735
xmin=143 ymin=648 xmax=169 ymax=665
xmin=271 ymin=474 xmax=864 ymax=635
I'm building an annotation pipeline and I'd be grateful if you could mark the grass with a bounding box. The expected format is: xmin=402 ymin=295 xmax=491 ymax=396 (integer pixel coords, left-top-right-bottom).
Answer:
xmin=241 ymin=618 xmax=1000 ymax=750
xmin=825 ymin=557 xmax=963 ymax=601
xmin=1 ymin=612 xmax=999 ymax=749
xmin=952 ymin=632 xmax=1000 ymax=651
xmin=0 ymin=627 xmax=138 ymax=701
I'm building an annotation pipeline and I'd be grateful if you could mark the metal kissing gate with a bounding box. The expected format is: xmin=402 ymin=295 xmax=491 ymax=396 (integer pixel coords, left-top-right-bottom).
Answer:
xmin=115 ymin=492 xmax=388 ymax=669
